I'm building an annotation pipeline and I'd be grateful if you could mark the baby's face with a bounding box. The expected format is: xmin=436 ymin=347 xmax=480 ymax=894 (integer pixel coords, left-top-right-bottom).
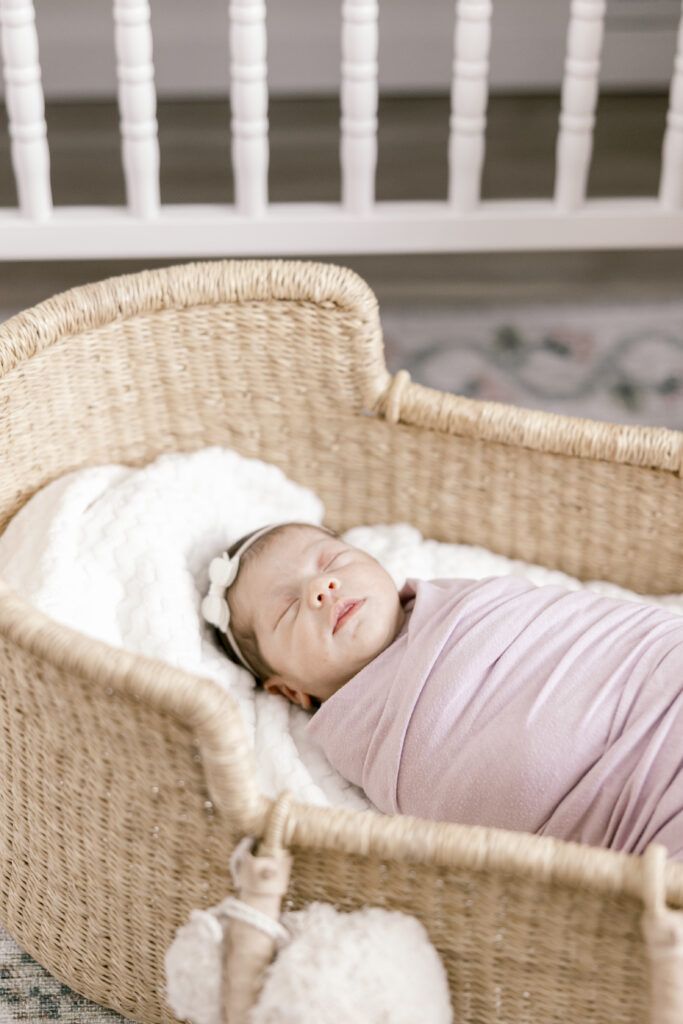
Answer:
xmin=230 ymin=526 xmax=405 ymax=706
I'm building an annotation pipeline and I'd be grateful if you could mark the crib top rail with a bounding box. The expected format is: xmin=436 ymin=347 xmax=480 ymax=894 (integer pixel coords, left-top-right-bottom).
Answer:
xmin=2 ymin=0 xmax=683 ymax=259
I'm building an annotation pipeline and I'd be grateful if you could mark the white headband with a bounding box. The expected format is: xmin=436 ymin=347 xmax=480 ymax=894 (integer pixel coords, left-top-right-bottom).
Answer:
xmin=200 ymin=524 xmax=278 ymax=673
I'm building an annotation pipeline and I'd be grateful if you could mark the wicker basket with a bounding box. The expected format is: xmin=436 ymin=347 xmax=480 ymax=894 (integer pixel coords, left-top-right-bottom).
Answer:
xmin=1 ymin=259 xmax=683 ymax=1024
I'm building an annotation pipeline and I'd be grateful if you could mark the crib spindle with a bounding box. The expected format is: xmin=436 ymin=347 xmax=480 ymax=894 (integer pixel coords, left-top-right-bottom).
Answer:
xmin=554 ymin=0 xmax=606 ymax=211
xmin=659 ymin=2 xmax=683 ymax=209
xmin=340 ymin=0 xmax=378 ymax=213
xmin=448 ymin=0 xmax=492 ymax=212
xmin=0 ymin=0 xmax=51 ymax=219
xmin=113 ymin=0 xmax=159 ymax=219
xmin=230 ymin=0 xmax=268 ymax=216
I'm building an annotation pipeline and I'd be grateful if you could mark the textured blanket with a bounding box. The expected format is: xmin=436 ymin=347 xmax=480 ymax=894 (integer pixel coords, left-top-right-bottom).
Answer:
xmin=308 ymin=576 xmax=683 ymax=857
xmin=0 ymin=447 xmax=681 ymax=819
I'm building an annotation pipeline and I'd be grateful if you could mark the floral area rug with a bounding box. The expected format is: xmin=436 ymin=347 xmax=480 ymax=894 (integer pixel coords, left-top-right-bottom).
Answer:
xmin=382 ymin=301 xmax=683 ymax=430
xmin=0 ymin=924 xmax=130 ymax=1023
xmin=1 ymin=299 xmax=682 ymax=1023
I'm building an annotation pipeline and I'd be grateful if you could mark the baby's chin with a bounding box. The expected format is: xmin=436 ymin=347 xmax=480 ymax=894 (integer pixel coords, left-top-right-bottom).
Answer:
xmin=318 ymin=612 xmax=404 ymax=701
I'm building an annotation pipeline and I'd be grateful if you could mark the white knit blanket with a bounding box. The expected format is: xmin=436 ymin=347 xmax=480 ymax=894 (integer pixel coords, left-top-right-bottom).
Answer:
xmin=1 ymin=447 xmax=680 ymax=813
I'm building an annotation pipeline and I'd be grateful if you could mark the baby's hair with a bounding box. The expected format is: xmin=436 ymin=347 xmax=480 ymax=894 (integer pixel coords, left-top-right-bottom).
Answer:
xmin=216 ymin=521 xmax=336 ymax=681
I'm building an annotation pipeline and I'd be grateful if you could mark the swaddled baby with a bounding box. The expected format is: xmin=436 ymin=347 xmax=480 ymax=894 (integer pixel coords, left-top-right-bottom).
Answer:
xmin=202 ymin=522 xmax=683 ymax=859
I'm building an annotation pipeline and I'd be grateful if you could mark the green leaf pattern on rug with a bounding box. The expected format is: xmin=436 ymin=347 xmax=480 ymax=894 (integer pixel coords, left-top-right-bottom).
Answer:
xmin=0 ymin=929 xmax=127 ymax=1023
xmin=381 ymin=305 xmax=683 ymax=428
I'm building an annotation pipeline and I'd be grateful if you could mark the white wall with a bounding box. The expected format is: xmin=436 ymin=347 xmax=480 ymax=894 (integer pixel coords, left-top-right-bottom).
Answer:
xmin=11 ymin=0 xmax=683 ymax=99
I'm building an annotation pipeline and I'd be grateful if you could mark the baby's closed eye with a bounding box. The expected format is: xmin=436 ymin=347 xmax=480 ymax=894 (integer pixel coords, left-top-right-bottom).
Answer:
xmin=276 ymin=596 xmax=299 ymax=626
xmin=323 ymin=550 xmax=346 ymax=569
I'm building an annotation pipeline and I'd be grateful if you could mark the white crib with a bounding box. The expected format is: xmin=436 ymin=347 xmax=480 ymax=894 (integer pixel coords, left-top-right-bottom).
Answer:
xmin=1 ymin=0 xmax=683 ymax=261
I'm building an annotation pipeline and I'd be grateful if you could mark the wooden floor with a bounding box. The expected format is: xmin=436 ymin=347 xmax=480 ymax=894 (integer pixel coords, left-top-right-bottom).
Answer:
xmin=1 ymin=93 xmax=682 ymax=313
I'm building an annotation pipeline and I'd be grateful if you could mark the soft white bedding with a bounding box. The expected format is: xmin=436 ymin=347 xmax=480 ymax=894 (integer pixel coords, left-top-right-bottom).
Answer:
xmin=0 ymin=447 xmax=680 ymax=813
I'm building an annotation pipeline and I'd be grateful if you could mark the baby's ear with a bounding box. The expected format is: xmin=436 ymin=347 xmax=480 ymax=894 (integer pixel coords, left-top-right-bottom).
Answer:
xmin=263 ymin=676 xmax=313 ymax=711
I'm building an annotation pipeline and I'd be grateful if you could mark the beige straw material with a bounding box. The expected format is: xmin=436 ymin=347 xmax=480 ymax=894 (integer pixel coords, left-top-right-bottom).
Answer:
xmin=641 ymin=844 xmax=683 ymax=1024
xmin=1 ymin=258 xmax=681 ymax=591
xmin=0 ymin=580 xmax=268 ymax=1022
xmin=0 ymin=258 xmax=682 ymax=1022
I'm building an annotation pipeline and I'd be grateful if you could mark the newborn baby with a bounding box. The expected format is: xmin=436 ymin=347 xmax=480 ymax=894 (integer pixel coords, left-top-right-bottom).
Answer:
xmin=202 ymin=521 xmax=683 ymax=859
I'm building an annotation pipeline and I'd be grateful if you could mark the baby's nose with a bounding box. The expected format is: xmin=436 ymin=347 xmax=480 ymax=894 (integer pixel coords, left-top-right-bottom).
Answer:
xmin=311 ymin=575 xmax=338 ymax=605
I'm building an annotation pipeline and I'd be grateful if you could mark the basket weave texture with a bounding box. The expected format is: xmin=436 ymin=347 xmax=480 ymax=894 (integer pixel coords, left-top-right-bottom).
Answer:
xmin=0 ymin=259 xmax=682 ymax=1023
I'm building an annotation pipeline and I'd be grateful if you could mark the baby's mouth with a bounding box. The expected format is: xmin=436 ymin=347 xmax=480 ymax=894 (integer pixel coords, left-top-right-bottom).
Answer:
xmin=332 ymin=598 xmax=364 ymax=634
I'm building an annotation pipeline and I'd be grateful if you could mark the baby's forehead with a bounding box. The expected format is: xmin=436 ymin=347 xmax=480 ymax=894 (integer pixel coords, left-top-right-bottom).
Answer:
xmin=261 ymin=525 xmax=335 ymax=568
xmin=242 ymin=525 xmax=336 ymax=586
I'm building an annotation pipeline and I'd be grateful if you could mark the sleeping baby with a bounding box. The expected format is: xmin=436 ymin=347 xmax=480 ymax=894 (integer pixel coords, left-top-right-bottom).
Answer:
xmin=202 ymin=521 xmax=683 ymax=860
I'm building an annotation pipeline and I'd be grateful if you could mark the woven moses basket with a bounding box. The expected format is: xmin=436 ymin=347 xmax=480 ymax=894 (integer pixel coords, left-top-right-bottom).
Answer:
xmin=1 ymin=259 xmax=683 ymax=1023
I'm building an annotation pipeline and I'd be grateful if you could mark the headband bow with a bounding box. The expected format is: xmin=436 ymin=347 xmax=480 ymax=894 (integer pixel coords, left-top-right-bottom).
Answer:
xmin=201 ymin=524 xmax=278 ymax=672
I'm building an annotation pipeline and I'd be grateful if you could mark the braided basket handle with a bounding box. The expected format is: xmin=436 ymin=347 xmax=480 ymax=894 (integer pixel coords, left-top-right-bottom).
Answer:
xmin=222 ymin=792 xmax=294 ymax=1024
xmin=642 ymin=843 xmax=683 ymax=1024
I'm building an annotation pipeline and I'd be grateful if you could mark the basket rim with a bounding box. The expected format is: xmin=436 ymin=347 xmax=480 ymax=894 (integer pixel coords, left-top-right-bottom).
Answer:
xmin=0 ymin=576 xmax=269 ymax=832
xmin=378 ymin=373 xmax=683 ymax=474
xmin=1 ymin=257 xmax=681 ymax=473
xmin=0 ymin=258 xmax=381 ymax=377
xmin=272 ymin=793 xmax=683 ymax=906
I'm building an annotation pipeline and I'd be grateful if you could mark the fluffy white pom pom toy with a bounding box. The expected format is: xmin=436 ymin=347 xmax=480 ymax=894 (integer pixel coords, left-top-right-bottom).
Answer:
xmin=165 ymin=898 xmax=453 ymax=1024
xmin=165 ymin=908 xmax=224 ymax=1024
xmin=252 ymin=901 xmax=453 ymax=1024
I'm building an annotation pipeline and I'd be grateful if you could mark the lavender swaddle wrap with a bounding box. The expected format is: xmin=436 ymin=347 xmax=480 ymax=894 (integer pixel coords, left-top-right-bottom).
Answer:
xmin=307 ymin=576 xmax=683 ymax=858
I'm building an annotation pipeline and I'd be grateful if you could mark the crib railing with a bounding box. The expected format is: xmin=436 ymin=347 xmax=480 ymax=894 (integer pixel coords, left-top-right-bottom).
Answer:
xmin=1 ymin=0 xmax=683 ymax=260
